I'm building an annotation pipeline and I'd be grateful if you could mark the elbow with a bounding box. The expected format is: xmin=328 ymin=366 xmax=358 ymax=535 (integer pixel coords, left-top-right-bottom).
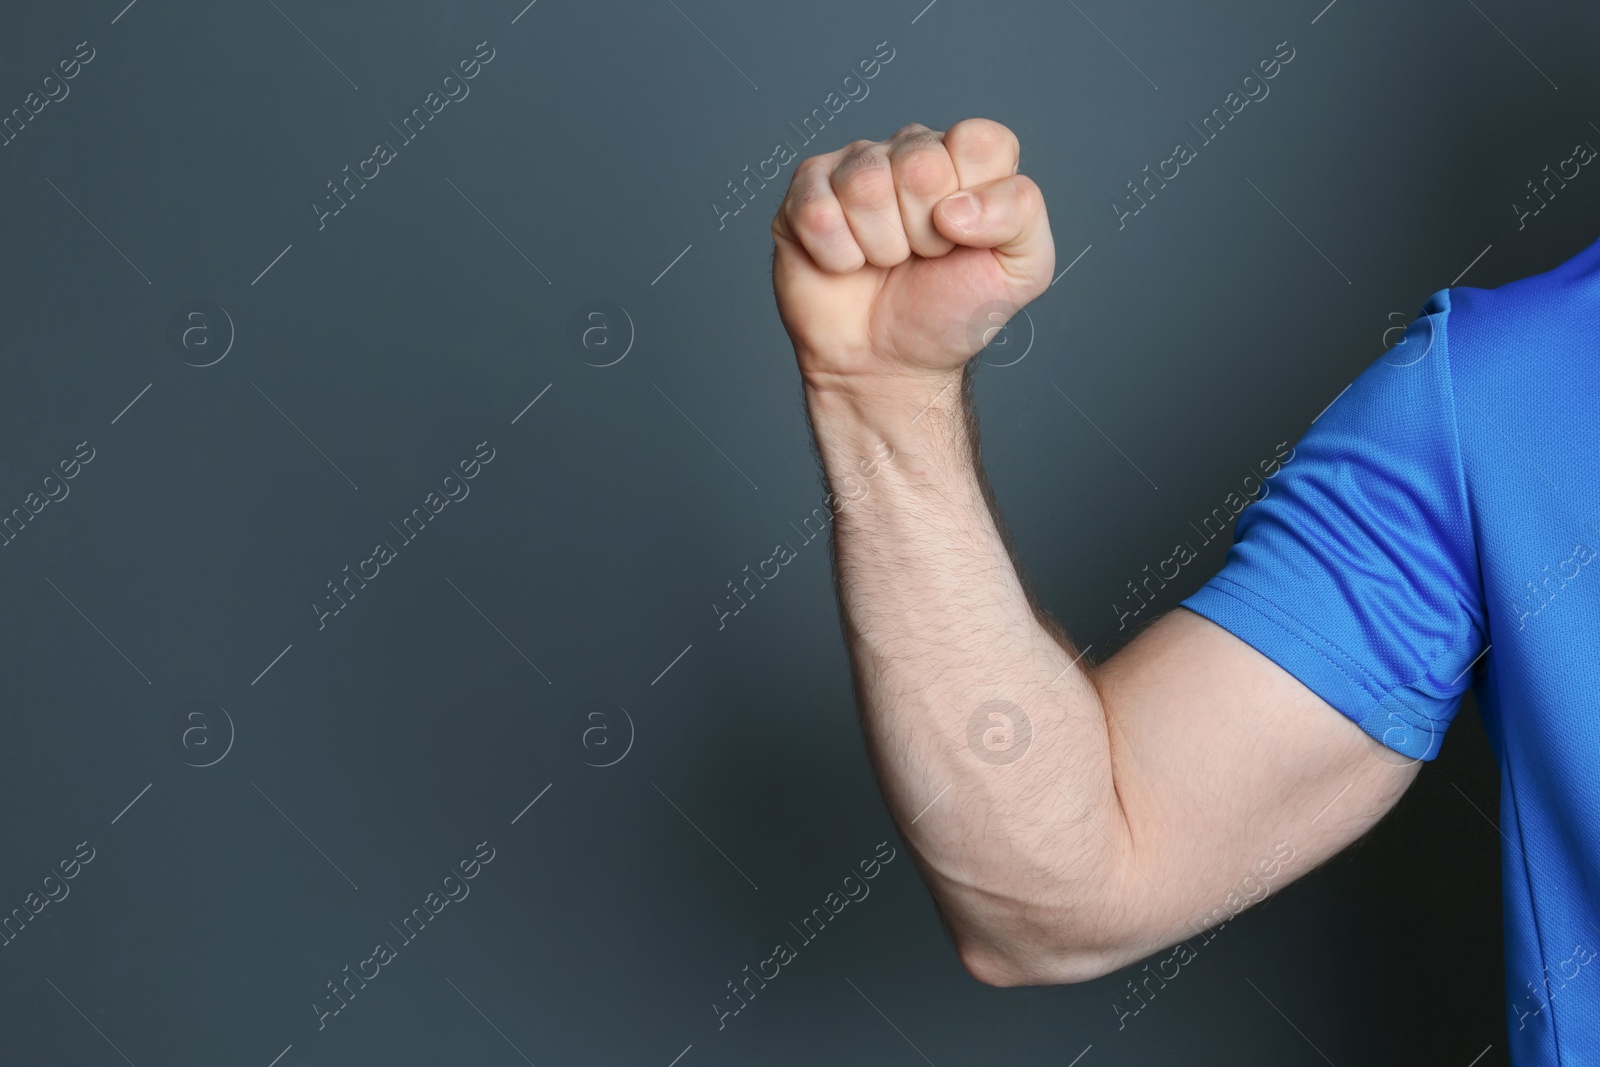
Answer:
xmin=952 ymin=928 xmax=1130 ymax=988
xmin=940 ymin=865 xmax=1148 ymax=987
xmin=927 ymin=803 xmax=1153 ymax=987
xmin=959 ymin=947 xmax=1028 ymax=988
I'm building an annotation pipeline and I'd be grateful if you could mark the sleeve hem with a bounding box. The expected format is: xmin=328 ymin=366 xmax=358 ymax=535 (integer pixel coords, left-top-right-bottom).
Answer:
xmin=1181 ymin=578 xmax=1449 ymax=761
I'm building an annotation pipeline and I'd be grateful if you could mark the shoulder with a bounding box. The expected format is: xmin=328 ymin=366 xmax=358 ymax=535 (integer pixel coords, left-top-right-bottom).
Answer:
xmin=1438 ymin=234 xmax=1600 ymax=395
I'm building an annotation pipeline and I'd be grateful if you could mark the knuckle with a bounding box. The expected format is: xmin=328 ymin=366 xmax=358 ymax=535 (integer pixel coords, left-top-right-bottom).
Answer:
xmin=893 ymin=129 xmax=944 ymax=153
xmin=1010 ymin=173 xmax=1043 ymax=213
xmin=781 ymin=183 xmax=810 ymax=222
xmin=822 ymin=238 xmax=867 ymax=272
xmin=834 ymin=139 xmax=878 ymax=171
xmin=784 ymin=172 xmax=828 ymax=217
xmin=794 ymin=199 xmax=845 ymax=238
xmin=835 ymin=143 xmax=888 ymax=177
xmin=792 ymin=156 xmax=830 ymax=184
xmin=896 ymin=147 xmax=952 ymax=198
xmin=950 ymin=117 xmax=1019 ymax=163
xmin=835 ymin=162 xmax=894 ymax=205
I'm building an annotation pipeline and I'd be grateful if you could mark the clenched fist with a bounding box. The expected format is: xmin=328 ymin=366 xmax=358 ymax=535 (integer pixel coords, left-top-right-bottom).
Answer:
xmin=772 ymin=118 xmax=1054 ymax=389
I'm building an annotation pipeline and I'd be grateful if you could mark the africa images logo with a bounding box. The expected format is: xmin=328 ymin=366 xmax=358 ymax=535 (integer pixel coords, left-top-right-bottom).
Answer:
xmin=966 ymin=699 xmax=1033 ymax=766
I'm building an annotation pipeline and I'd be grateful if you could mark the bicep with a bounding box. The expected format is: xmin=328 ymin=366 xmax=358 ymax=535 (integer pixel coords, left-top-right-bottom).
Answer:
xmin=1088 ymin=607 xmax=1418 ymax=957
xmin=1079 ymin=295 xmax=1483 ymax=959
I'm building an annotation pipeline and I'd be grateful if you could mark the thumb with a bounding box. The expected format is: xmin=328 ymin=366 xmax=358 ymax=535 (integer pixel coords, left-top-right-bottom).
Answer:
xmin=933 ymin=173 xmax=1054 ymax=292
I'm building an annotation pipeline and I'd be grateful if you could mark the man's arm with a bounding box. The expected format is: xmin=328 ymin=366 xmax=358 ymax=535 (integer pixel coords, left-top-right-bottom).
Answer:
xmin=775 ymin=118 xmax=1418 ymax=986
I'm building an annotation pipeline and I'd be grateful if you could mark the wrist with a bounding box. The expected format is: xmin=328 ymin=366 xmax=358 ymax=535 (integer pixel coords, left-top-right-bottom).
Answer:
xmin=802 ymin=360 xmax=976 ymax=492
xmin=801 ymin=362 xmax=968 ymax=427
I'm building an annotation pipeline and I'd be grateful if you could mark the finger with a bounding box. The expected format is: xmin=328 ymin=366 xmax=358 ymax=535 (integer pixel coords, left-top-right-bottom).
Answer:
xmin=888 ymin=124 xmax=959 ymax=258
xmin=933 ymin=173 xmax=1053 ymax=289
xmin=777 ymin=153 xmax=866 ymax=274
xmin=943 ymin=117 xmax=1020 ymax=190
xmin=831 ymin=140 xmax=911 ymax=269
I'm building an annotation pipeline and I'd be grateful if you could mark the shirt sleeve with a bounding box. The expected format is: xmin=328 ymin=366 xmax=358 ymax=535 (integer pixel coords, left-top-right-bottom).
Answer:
xmin=1179 ymin=288 xmax=1487 ymax=761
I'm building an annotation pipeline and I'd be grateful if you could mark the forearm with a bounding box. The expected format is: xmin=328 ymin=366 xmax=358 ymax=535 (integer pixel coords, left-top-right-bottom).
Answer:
xmin=803 ymin=365 xmax=1136 ymax=983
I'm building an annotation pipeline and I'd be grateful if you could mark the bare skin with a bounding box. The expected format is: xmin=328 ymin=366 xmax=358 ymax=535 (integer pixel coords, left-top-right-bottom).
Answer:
xmin=771 ymin=118 xmax=1419 ymax=985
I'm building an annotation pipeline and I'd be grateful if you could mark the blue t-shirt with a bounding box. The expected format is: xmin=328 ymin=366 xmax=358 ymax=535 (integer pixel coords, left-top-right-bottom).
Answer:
xmin=1182 ymin=236 xmax=1600 ymax=1066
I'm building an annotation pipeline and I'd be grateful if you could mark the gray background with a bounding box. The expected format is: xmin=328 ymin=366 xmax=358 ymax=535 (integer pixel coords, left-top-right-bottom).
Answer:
xmin=0 ymin=0 xmax=1590 ymax=1063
